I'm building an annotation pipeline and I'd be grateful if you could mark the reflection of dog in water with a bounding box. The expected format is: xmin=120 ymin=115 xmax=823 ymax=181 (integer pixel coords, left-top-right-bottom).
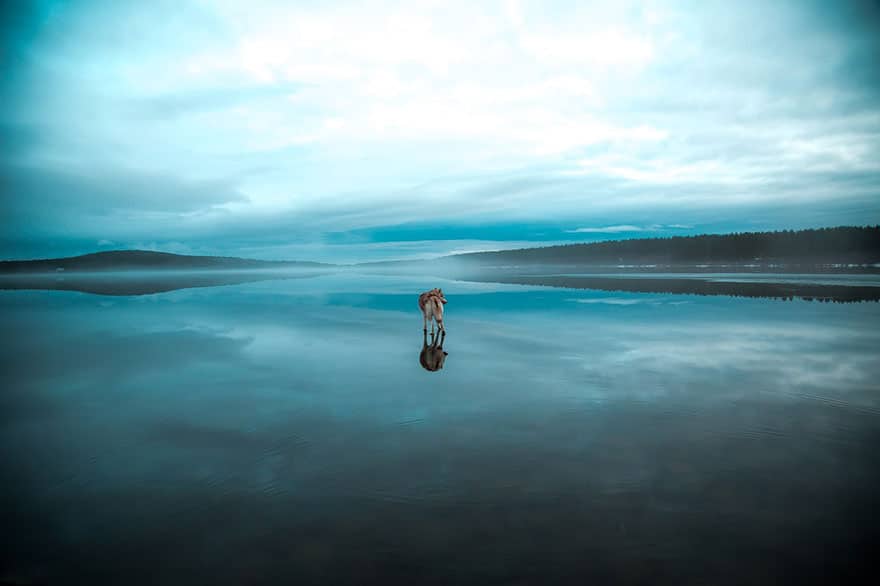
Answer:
xmin=418 ymin=288 xmax=447 ymax=333
xmin=420 ymin=331 xmax=448 ymax=372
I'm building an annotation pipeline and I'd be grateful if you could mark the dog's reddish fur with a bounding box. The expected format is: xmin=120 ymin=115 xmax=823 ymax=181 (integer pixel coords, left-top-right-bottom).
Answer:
xmin=419 ymin=288 xmax=447 ymax=333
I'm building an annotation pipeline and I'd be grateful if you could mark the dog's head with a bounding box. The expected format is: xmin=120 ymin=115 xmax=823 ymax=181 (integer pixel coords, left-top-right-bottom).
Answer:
xmin=435 ymin=288 xmax=447 ymax=304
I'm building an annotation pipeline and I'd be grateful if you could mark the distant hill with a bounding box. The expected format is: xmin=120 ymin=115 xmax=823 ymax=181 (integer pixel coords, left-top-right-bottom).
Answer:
xmin=0 ymin=250 xmax=331 ymax=273
xmin=445 ymin=226 xmax=880 ymax=267
xmin=3 ymin=227 xmax=879 ymax=274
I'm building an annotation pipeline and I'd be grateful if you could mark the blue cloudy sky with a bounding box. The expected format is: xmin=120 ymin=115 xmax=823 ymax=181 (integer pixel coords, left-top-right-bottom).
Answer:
xmin=2 ymin=0 xmax=879 ymax=262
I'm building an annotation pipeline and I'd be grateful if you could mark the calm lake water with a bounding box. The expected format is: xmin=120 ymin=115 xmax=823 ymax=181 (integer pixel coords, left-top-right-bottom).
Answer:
xmin=2 ymin=273 xmax=878 ymax=585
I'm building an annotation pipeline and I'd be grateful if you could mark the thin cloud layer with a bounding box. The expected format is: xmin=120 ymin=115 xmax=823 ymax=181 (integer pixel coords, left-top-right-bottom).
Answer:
xmin=1 ymin=0 xmax=879 ymax=261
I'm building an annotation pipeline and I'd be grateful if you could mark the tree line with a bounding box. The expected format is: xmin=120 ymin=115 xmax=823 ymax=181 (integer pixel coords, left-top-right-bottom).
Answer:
xmin=456 ymin=226 xmax=880 ymax=265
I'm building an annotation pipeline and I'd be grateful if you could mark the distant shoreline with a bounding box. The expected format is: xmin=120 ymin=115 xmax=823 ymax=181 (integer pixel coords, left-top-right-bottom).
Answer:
xmin=3 ymin=226 xmax=878 ymax=275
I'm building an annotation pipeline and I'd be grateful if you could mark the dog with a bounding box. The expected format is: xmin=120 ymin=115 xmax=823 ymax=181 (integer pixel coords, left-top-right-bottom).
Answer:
xmin=418 ymin=288 xmax=447 ymax=334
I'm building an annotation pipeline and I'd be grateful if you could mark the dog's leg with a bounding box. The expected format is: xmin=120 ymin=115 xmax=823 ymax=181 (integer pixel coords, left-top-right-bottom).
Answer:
xmin=423 ymin=314 xmax=428 ymax=332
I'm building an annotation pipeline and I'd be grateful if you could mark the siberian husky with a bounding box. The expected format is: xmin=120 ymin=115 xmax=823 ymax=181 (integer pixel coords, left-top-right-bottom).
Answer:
xmin=418 ymin=288 xmax=447 ymax=333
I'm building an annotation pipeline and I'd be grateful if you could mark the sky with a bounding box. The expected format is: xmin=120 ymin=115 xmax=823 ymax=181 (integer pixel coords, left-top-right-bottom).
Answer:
xmin=1 ymin=0 xmax=879 ymax=263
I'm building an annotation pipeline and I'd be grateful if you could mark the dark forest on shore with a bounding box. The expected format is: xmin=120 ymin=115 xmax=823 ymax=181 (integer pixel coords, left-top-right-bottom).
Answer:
xmin=2 ymin=226 xmax=879 ymax=273
xmin=451 ymin=226 xmax=880 ymax=266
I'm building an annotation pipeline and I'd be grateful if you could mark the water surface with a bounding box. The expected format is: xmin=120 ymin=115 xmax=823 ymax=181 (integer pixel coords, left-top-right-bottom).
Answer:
xmin=1 ymin=274 xmax=878 ymax=584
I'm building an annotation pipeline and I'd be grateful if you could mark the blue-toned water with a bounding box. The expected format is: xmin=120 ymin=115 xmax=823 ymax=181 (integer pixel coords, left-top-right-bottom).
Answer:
xmin=2 ymin=274 xmax=878 ymax=584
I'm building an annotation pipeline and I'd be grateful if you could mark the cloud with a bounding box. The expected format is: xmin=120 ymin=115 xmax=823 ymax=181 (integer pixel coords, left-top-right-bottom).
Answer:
xmin=3 ymin=163 xmax=244 ymax=214
xmin=566 ymin=225 xmax=647 ymax=234
xmin=0 ymin=159 xmax=248 ymax=242
xmin=131 ymin=84 xmax=303 ymax=120
xmin=1 ymin=0 xmax=879 ymax=260
xmin=565 ymin=224 xmax=693 ymax=234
